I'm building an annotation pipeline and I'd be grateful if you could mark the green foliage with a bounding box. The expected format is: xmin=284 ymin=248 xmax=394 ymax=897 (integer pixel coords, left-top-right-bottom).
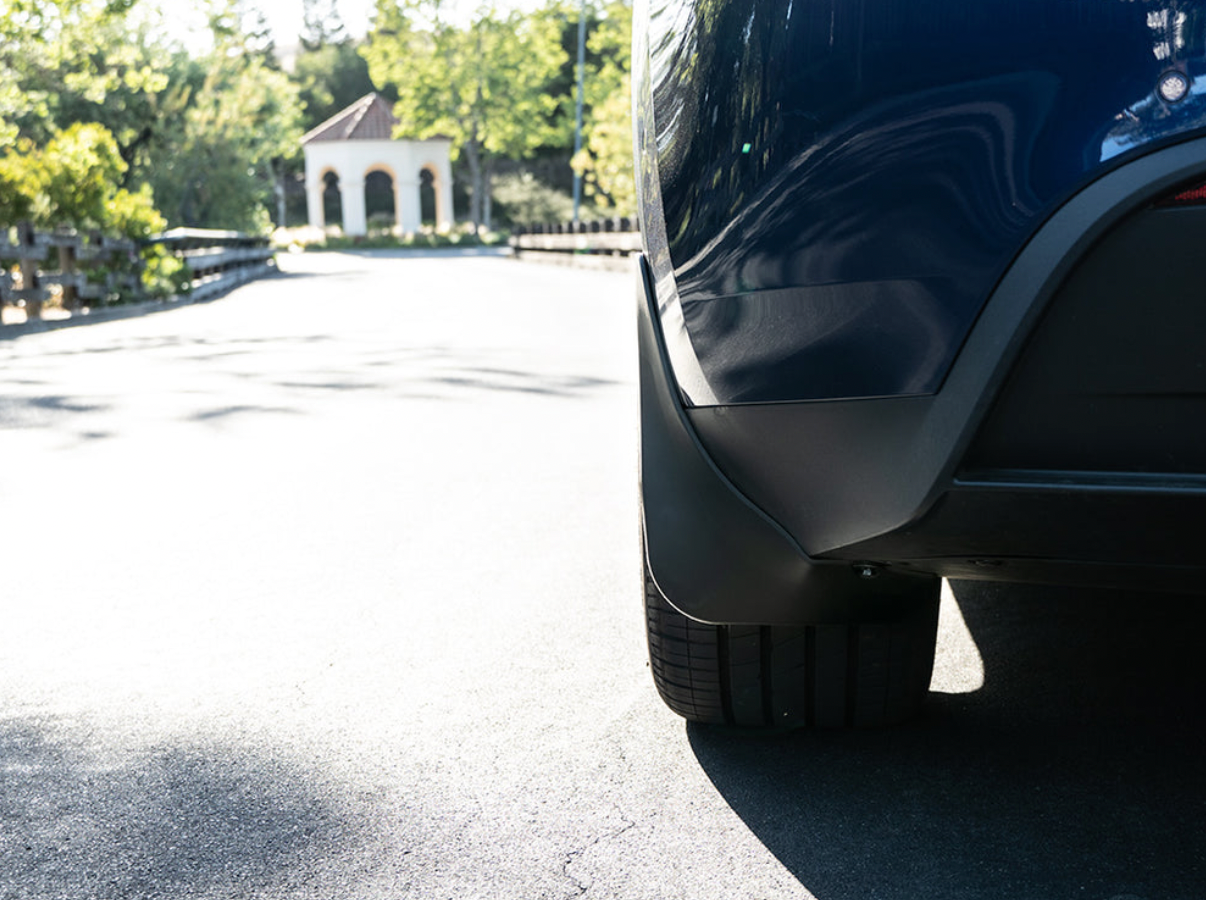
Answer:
xmin=294 ymin=41 xmax=379 ymax=132
xmin=573 ymin=71 xmax=634 ymax=215
xmin=491 ymin=172 xmax=575 ymax=226
xmin=142 ymin=246 xmax=192 ymax=298
xmin=2 ymin=0 xmax=308 ymax=235
xmin=206 ymin=0 xmax=278 ymax=68
xmin=293 ymin=0 xmax=380 ymax=137
xmin=0 ymin=115 xmax=167 ymax=304
xmin=362 ymin=0 xmax=569 ymax=229
xmin=583 ymin=0 xmax=631 ymax=108
xmin=571 ymin=0 xmax=634 ymax=215
xmin=0 ymin=123 xmax=165 ymax=236
xmin=0 ymin=0 xmax=170 ymax=153
xmin=146 ymin=44 xmax=303 ymax=232
xmin=105 ymin=181 xmax=166 ymax=239
xmin=40 ymin=122 xmax=128 ymax=226
xmin=0 ymin=141 xmax=40 ymax=224
xmin=302 ymin=0 xmax=349 ymax=50
xmin=277 ymin=222 xmax=506 ymax=251
xmin=2 ymin=0 xmax=634 ymax=239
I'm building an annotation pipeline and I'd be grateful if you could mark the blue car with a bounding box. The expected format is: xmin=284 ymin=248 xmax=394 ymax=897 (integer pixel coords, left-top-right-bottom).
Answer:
xmin=634 ymin=0 xmax=1206 ymax=727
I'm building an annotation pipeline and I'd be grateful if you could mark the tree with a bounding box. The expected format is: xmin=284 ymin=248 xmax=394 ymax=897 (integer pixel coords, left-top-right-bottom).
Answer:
xmin=0 ymin=0 xmax=166 ymax=153
xmin=362 ymin=0 xmax=568 ymax=231
xmin=303 ymin=0 xmax=350 ymax=50
xmin=144 ymin=7 xmax=304 ymax=231
xmin=148 ymin=61 xmax=303 ymax=231
xmin=1 ymin=0 xmax=310 ymax=234
xmin=0 ymin=0 xmax=174 ymax=233
xmin=207 ymin=0 xmax=279 ymax=67
xmin=576 ymin=71 xmax=633 ymax=215
xmin=293 ymin=40 xmax=379 ymax=132
xmin=0 ymin=123 xmax=163 ymax=237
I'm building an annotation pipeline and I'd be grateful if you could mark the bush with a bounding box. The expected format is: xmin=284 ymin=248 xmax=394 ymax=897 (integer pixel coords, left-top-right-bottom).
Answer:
xmin=0 ymin=124 xmax=166 ymax=239
xmin=0 ymin=140 xmax=39 ymax=225
xmin=490 ymin=172 xmax=576 ymax=227
xmin=274 ymin=223 xmax=508 ymax=251
xmin=142 ymin=247 xmax=192 ymax=298
xmin=367 ymin=212 xmax=397 ymax=234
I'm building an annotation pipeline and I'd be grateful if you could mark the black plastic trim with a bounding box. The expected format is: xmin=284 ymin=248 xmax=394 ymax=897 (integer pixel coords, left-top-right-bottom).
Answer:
xmin=681 ymin=136 xmax=1206 ymax=556
xmin=964 ymin=204 xmax=1206 ymax=475
xmin=958 ymin=469 xmax=1206 ymax=493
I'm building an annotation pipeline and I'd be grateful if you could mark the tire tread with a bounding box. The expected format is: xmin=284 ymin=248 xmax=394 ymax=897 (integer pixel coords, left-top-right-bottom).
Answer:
xmin=644 ymin=567 xmax=939 ymax=728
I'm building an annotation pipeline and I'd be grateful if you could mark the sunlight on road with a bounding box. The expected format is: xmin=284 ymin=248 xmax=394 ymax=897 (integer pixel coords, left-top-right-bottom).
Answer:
xmin=930 ymin=580 xmax=986 ymax=694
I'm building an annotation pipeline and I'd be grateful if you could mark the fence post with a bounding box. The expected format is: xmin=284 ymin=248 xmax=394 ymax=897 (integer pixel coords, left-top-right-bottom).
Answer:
xmin=58 ymin=240 xmax=79 ymax=311
xmin=18 ymin=222 xmax=41 ymax=321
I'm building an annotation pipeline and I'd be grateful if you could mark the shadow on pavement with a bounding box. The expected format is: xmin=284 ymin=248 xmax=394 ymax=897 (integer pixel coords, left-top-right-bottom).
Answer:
xmin=0 ymin=330 xmax=622 ymax=442
xmin=0 ymin=270 xmax=310 ymax=341
xmin=321 ymin=247 xmax=513 ymax=259
xmin=688 ymin=582 xmax=1206 ymax=900
xmin=0 ymin=716 xmax=359 ymax=897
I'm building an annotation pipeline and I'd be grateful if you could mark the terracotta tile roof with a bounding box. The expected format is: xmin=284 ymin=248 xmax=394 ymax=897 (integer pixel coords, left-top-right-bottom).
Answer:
xmin=301 ymin=93 xmax=399 ymax=144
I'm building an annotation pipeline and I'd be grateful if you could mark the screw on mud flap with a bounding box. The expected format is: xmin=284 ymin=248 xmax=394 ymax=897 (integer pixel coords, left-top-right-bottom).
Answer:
xmin=854 ymin=563 xmax=881 ymax=580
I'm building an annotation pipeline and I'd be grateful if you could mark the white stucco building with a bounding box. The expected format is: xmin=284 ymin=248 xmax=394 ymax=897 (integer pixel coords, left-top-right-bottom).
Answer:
xmin=301 ymin=93 xmax=454 ymax=236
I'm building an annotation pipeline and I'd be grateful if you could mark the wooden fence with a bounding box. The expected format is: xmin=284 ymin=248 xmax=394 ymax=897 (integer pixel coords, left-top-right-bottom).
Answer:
xmin=144 ymin=228 xmax=276 ymax=304
xmin=1 ymin=223 xmax=275 ymax=326
xmin=510 ymin=218 xmax=640 ymax=258
xmin=0 ymin=222 xmax=140 ymax=321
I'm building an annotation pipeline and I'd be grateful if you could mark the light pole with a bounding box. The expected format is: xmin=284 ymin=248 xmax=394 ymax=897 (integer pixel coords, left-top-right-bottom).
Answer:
xmin=572 ymin=0 xmax=586 ymax=223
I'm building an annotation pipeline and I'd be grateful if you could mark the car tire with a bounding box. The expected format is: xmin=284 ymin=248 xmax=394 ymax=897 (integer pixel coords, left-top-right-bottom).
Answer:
xmin=644 ymin=562 xmax=941 ymax=727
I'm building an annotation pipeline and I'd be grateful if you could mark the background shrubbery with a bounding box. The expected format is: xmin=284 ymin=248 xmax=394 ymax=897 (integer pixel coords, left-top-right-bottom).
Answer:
xmin=1 ymin=0 xmax=634 ymax=261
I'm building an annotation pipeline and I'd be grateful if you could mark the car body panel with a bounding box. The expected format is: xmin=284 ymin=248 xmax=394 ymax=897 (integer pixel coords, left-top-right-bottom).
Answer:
xmin=637 ymin=0 xmax=1206 ymax=623
xmin=637 ymin=0 xmax=1206 ymax=405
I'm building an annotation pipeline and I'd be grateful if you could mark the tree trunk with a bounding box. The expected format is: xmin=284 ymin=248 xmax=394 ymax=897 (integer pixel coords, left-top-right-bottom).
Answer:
xmin=464 ymin=139 xmax=483 ymax=236
xmin=272 ymin=160 xmax=287 ymax=229
xmin=482 ymin=158 xmax=494 ymax=232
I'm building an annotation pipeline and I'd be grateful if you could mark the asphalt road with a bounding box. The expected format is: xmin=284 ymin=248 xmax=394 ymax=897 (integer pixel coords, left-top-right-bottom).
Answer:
xmin=0 ymin=251 xmax=1202 ymax=899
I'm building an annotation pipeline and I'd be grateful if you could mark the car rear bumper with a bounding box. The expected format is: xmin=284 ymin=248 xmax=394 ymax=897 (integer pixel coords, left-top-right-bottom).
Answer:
xmin=640 ymin=138 xmax=1206 ymax=622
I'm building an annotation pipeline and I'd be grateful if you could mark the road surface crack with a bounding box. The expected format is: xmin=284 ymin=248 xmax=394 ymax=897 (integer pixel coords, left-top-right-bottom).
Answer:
xmin=560 ymin=809 xmax=637 ymax=898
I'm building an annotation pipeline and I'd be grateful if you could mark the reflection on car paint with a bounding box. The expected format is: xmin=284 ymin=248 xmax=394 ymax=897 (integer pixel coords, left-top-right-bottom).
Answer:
xmin=641 ymin=0 xmax=1206 ymax=404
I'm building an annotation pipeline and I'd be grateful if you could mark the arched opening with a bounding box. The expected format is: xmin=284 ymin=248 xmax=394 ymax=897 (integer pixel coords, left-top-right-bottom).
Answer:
xmin=420 ymin=168 xmax=437 ymax=227
xmin=365 ymin=170 xmax=396 ymax=232
xmin=322 ymin=171 xmax=343 ymax=231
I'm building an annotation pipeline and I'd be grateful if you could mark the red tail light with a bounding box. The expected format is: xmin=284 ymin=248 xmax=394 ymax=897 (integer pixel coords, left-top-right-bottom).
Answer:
xmin=1156 ymin=180 xmax=1206 ymax=207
